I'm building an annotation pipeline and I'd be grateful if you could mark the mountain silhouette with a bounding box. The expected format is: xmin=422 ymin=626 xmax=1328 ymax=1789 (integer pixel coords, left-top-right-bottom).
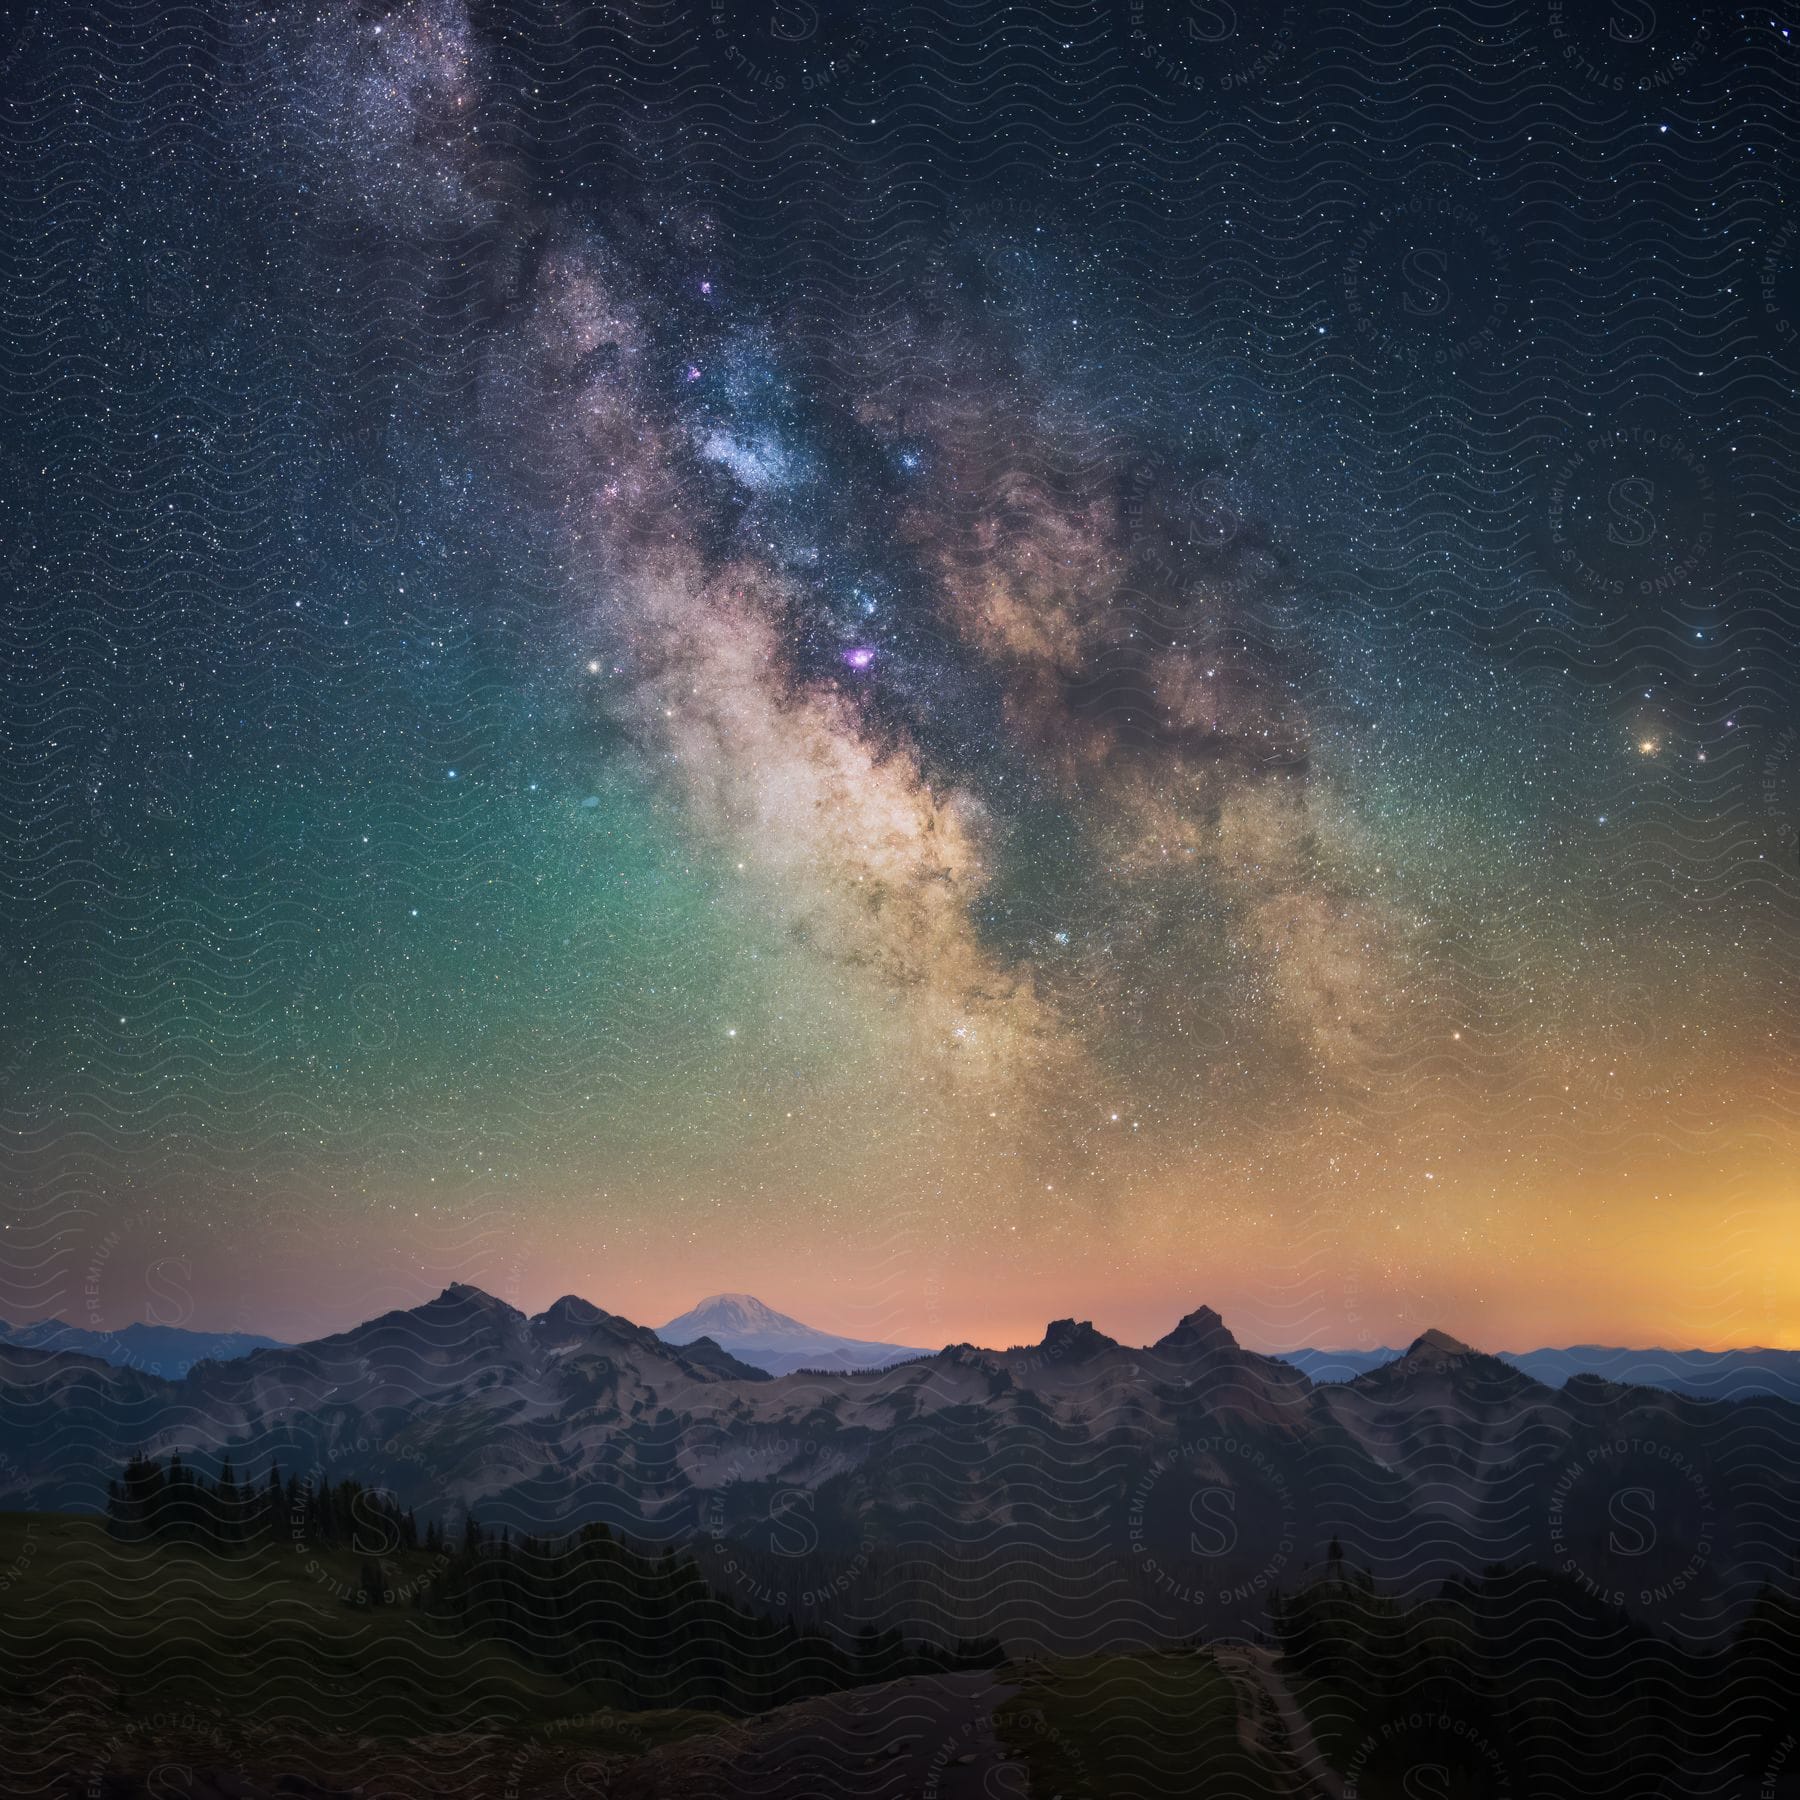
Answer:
xmin=1278 ymin=1338 xmax=1800 ymax=1403
xmin=0 ymin=1317 xmax=284 ymax=1376
xmin=2 ymin=1283 xmax=1793 ymax=1653
xmin=658 ymin=1291 xmax=933 ymax=1376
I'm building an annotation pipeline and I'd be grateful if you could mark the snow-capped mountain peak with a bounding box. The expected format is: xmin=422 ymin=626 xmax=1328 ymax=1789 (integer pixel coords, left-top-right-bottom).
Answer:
xmin=656 ymin=1293 xmax=934 ymax=1376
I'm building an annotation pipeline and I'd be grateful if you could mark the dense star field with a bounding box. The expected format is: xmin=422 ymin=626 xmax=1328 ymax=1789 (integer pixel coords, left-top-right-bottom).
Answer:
xmin=0 ymin=0 xmax=1797 ymax=1353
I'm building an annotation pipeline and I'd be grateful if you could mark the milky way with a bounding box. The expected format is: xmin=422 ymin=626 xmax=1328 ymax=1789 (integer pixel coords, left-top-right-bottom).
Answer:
xmin=286 ymin=0 xmax=1418 ymax=1113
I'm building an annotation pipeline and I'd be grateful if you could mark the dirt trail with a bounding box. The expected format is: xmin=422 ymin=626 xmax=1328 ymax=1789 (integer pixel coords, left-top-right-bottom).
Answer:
xmin=1214 ymin=1642 xmax=1345 ymax=1800
xmin=611 ymin=1667 xmax=1020 ymax=1799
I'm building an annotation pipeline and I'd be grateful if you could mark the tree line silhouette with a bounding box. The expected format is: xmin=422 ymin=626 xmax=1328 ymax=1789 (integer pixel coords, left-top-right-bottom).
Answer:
xmin=419 ymin=1522 xmax=1004 ymax=1714
xmin=102 ymin=1451 xmax=1002 ymax=1716
xmin=105 ymin=1450 xmax=426 ymax=1557
xmin=1273 ymin=1554 xmax=1800 ymax=1798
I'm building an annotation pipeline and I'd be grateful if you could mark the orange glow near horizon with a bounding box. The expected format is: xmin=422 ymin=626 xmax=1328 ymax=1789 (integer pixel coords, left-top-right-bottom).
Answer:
xmin=194 ymin=1138 xmax=1797 ymax=1358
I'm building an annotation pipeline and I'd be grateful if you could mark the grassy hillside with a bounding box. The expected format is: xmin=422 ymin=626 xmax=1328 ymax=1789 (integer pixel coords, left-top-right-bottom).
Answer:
xmin=0 ymin=1513 xmax=583 ymax=1732
xmin=0 ymin=1512 xmax=720 ymax=1795
xmin=995 ymin=1651 xmax=1295 ymax=1798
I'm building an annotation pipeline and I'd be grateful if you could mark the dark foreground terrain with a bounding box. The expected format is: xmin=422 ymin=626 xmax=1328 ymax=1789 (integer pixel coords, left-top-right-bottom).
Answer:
xmin=6 ymin=1514 xmax=1800 ymax=1798
xmin=2 ymin=1286 xmax=1798 ymax=1795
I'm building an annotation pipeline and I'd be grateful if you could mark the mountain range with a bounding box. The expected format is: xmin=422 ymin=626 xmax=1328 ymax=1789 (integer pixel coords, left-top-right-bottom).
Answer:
xmin=0 ymin=1316 xmax=286 ymax=1376
xmin=1277 ymin=1341 xmax=1800 ymax=1402
xmin=2 ymin=1284 xmax=1795 ymax=1653
xmin=12 ymin=1296 xmax=1795 ymax=1404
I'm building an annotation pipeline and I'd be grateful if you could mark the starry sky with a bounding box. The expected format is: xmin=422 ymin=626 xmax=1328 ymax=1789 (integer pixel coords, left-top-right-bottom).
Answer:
xmin=1 ymin=0 xmax=1797 ymax=1354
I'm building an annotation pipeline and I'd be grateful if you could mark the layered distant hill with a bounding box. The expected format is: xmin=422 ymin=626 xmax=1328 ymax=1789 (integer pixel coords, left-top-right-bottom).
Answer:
xmin=0 ymin=1316 xmax=285 ymax=1376
xmin=657 ymin=1292 xmax=934 ymax=1376
xmin=1277 ymin=1342 xmax=1800 ymax=1403
xmin=2 ymin=1285 xmax=1796 ymax=1654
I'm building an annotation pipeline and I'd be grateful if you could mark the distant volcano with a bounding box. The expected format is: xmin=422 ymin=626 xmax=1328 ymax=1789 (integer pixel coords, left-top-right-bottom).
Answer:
xmin=657 ymin=1293 xmax=934 ymax=1377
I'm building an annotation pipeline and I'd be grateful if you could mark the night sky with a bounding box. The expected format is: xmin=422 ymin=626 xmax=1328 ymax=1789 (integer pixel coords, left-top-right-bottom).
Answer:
xmin=1 ymin=0 xmax=1796 ymax=1353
